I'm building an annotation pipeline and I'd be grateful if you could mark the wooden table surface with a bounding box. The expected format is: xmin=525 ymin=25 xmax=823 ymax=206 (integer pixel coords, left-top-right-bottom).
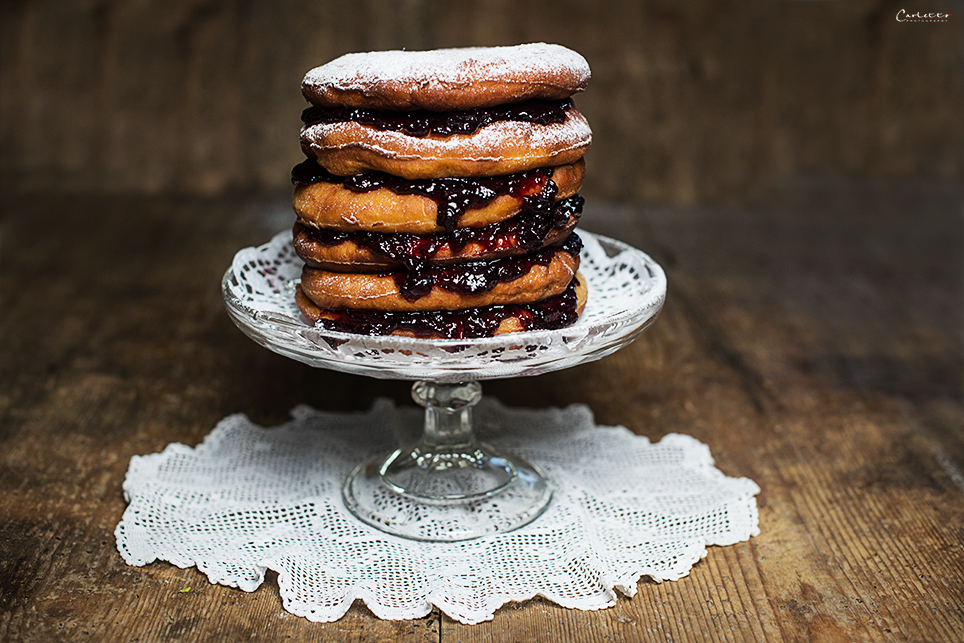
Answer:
xmin=1 ymin=180 xmax=961 ymax=642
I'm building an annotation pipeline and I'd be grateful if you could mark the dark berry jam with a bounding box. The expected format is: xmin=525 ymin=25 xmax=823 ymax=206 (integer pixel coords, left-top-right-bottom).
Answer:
xmin=390 ymin=233 xmax=582 ymax=302
xmin=292 ymin=159 xmax=558 ymax=233
xmin=301 ymin=99 xmax=572 ymax=138
xmin=301 ymin=195 xmax=584 ymax=271
xmin=312 ymin=278 xmax=582 ymax=339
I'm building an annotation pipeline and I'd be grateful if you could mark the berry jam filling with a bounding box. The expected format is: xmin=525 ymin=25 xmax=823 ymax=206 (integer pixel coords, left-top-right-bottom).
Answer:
xmin=301 ymin=195 xmax=584 ymax=271
xmin=310 ymin=278 xmax=582 ymax=339
xmin=301 ymin=98 xmax=572 ymax=138
xmin=292 ymin=159 xmax=558 ymax=233
xmin=388 ymin=233 xmax=582 ymax=302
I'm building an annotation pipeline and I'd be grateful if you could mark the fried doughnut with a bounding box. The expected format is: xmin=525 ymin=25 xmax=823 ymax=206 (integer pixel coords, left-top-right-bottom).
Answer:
xmin=291 ymin=43 xmax=594 ymax=339
xmin=292 ymin=204 xmax=580 ymax=272
xmin=295 ymin=273 xmax=589 ymax=339
xmin=298 ymin=243 xmax=579 ymax=312
xmin=301 ymin=108 xmax=591 ymax=179
xmin=301 ymin=43 xmax=590 ymax=112
xmin=293 ymin=160 xmax=584 ymax=234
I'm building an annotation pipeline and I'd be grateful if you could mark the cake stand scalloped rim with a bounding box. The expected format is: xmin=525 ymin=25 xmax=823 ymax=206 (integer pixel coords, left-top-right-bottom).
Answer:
xmin=221 ymin=230 xmax=666 ymax=381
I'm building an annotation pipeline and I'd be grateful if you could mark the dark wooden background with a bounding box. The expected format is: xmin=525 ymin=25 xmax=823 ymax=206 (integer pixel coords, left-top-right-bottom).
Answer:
xmin=1 ymin=0 xmax=962 ymax=203
xmin=2 ymin=1 xmax=962 ymax=642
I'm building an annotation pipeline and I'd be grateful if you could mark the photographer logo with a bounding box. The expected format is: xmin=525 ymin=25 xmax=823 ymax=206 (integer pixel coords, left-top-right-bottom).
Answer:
xmin=896 ymin=9 xmax=952 ymax=21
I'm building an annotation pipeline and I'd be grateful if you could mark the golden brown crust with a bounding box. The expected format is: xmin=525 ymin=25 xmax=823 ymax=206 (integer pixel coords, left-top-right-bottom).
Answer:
xmin=293 ymin=160 xmax=584 ymax=234
xmin=292 ymin=214 xmax=580 ymax=272
xmin=299 ymin=249 xmax=579 ymax=312
xmin=295 ymin=272 xmax=588 ymax=338
xmin=301 ymin=44 xmax=591 ymax=112
xmin=301 ymin=109 xmax=591 ymax=179
xmin=573 ymin=271 xmax=588 ymax=316
xmin=310 ymin=82 xmax=579 ymax=112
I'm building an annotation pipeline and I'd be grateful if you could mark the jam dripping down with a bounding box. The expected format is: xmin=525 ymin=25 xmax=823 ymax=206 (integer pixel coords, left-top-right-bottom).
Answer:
xmin=301 ymin=98 xmax=572 ymax=138
xmin=387 ymin=233 xmax=583 ymax=302
xmin=292 ymin=159 xmax=557 ymax=233
xmin=312 ymin=278 xmax=582 ymax=339
xmin=301 ymin=195 xmax=584 ymax=272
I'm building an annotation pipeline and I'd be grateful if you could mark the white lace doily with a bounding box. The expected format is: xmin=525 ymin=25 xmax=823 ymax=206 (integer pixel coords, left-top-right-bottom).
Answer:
xmin=115 ymin=400 xmax=760 ymax=624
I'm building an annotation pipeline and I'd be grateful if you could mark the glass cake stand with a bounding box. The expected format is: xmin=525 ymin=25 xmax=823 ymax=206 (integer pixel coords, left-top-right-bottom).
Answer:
xmin=222 ymin=229 xmax=666 ymax=541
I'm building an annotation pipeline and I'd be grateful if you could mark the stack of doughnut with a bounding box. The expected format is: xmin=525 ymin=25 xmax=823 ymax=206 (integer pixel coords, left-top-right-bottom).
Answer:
xmin=291 ymin=43 xmax=593 ymax=339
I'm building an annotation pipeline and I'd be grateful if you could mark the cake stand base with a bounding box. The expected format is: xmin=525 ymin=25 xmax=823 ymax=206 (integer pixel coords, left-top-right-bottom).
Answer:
xmin=342 ymin=381 xmax=552 ymax=541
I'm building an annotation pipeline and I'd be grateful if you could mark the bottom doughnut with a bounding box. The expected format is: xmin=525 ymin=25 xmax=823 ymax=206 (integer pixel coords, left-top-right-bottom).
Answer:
xmin=296 ymin=274 xmax=587 ymax=339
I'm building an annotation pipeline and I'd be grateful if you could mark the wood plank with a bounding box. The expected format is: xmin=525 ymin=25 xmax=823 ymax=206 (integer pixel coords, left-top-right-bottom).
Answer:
xmin=451 ymin=182 xmax=963 ymax=640
xmin=2 ymin=1 xmax=961 ymax=201
xmin=0 ymin=193 xmax=432 ymax=642
xmin=2 ymin=179 xmax=962 ymax=641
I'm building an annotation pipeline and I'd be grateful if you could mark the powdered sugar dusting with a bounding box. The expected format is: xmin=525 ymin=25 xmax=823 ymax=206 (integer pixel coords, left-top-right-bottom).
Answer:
xmin=302 ymin=110 xmax=592 ymax=163
xmin=304 ymin=43 xmax=590 ymax=101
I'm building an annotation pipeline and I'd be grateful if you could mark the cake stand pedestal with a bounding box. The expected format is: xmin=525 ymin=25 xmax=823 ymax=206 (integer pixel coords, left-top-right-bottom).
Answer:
xmin=223 ymin=229 xmax=666 ymax=542
xmin=343 ymin=380 xmax=551 ymax=541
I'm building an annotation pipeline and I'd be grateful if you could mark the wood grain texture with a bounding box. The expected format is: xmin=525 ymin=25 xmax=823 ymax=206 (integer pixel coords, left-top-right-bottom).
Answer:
xmin=1 ymin=178 xmax=961 ymax=641
xmin=2 ymin=0 xmax=962 ymax=203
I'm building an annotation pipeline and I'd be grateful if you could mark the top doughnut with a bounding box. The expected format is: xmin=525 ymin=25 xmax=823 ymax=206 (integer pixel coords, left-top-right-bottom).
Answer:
xmin=302 ymin=43 xmax=591 ymax=112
